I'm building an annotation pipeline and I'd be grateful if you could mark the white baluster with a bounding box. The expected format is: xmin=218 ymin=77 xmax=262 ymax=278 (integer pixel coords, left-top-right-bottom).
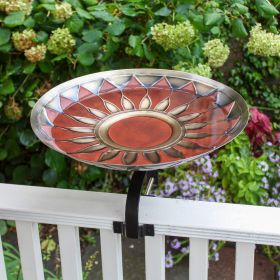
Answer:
xmin=16 ymin=221 xmax=44 ymax=280
xmin=235 ymin=242 xmax=255 ymax=280
xmin=57 ymin=225 xmax=83 ymax=280
xmin=145 ymin=235 xmax=165 ymax=280
xmin=100 ymin=229 xmax=123 ymax=280
xmin=189 ymin=238 xmax=208 ymax=280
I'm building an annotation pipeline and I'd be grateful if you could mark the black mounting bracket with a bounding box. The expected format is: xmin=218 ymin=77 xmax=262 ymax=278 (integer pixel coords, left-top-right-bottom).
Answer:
xmin=113 ymin=171 xmax=158 ymax=239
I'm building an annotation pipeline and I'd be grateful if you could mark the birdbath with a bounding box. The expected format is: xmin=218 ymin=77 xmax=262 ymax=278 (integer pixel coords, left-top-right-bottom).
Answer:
xmin=31 ymin=69 xmax=248 ymax=239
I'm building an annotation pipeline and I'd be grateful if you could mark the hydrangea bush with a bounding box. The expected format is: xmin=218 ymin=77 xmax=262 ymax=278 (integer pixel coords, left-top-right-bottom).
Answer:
xmin=0 ymin=0 xmax=279 ymax=276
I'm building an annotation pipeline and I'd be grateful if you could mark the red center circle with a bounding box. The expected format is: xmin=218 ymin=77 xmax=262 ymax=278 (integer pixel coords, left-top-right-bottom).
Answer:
xmin=108 ymin=116 xmax=172 ymax=149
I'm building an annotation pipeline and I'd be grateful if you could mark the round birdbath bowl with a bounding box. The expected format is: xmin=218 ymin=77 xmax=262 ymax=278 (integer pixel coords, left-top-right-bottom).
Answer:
xmin=31 ymin=69 xmax=248 ymax=171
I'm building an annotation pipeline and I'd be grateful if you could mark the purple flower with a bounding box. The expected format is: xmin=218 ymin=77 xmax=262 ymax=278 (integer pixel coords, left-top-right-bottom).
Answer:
xmin=269 ymin=152 xmax=280 ymax=163
xmin=272 ymin=187 xmax=279 ymax=195
xmin=258 ymin=161 xmax=269 ymax=172
xmin=202 ymin=160 xmax=212 ymax=174
xmin=181 ymin=246 xmax=190 ymax=255
xmin=213 ymin=171 xmax=218 ymax=178
xmin=164 ymin=178 xmax=178 ymax=196
xmin=212 ymin=243 xmax=218 ymax=251
xmin=170 ymin=238 xmax=181 ymax=250
xmin=165 ymin=251 xmax=174 ymax=268
xmin=214 ymin=252 xmax=219 ymax=262
xmin=178 ymin=180 xmax=188 ymax=190
xmin=261 ymin=177 xmax=269 ymax=189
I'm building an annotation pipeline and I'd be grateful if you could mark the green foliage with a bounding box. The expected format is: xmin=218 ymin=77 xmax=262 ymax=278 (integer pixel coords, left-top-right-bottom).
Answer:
xmin=216 ymin=133 xmax=267 ymax=205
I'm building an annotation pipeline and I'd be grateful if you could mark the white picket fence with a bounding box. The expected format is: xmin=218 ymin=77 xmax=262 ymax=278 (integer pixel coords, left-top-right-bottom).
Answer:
xmin=0 ymin=183 xmax=280 ymax=280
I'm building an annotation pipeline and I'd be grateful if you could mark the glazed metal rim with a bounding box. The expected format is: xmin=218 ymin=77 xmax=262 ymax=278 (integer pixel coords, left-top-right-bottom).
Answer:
xmin=30 ymin=68 xmax=249 ymax=171
xmin=95 ymin=110 xmax=185 ymax=152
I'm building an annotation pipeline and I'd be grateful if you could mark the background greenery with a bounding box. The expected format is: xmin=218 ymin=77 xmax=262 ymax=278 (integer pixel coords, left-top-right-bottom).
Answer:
xmin=0 ymin=0 xmax=279 ymax=278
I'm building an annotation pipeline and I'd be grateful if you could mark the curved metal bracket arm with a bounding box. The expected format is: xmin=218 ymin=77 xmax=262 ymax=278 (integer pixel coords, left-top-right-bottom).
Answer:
xmin=113 ymin=171 xmax=157 ymax=239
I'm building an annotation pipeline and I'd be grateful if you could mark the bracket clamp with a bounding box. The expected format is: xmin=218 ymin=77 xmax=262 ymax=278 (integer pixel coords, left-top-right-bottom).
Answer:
xmin=113 ymin=171 xmax=157 ymax=239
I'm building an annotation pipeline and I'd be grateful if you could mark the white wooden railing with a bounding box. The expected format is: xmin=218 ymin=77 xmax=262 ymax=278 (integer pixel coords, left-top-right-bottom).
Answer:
xmin=0 ymin=183 xmax=280 ymax=280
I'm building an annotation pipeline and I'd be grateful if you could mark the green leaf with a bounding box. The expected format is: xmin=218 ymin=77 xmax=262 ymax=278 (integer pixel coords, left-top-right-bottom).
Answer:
xmin=231 ymin=3 xmax=248 ymax=14
xmin=12 ymin=165 xmax=30 ymax=184
xmin=0 ymin=148 xmax=8 ymax=160
xmin=34 ymin=31 xmax=48 ymax=43
xmin=120 ymin=4 xmax=138 ymax=17
xmin=260 ymin=3 xmax=279 ymax=15
xmin=82 ymin=29 xmax=102 ymax=43
xmin=66 ymin=0 xmax=83 ymax=9
xmin=37 ymin=3 xmax=55 ymax=10
xmin=4 ymin=12 xmax=25 ymax=27
xmin=43 ymin=169 xmax=58 ymax=186
xmin=0 ymin=79 xmax=15 ymax=95
xmin=204 ymin=12 xmax=223 ymax=26
xmin=106 ymin=21 xmax=126 ymax=36
xmin=154 ymin=7 xmax=171 ymax=16
xmin=19 ymin=130 xmax=38 ymax=147
xmin=128 ymin=35 xmax=144 ymax=57
xmin=0 ymin=220 xmax=8 ymax=235
xmin=38 ymin=60 xmax=53 ymax=73
xmin=77 ymin=42 xmax=98 ymax=66
xmin=232 ymin=19 xmax=248 ymax=38
xmin=248 ymin=182 xmax=259 ymax=191
xmin=256 ymin=0 xmax=279 ymax=16
xmin=188 ymin=12 xmax=204 ymax=30
xmin=45 ymin=150 xmax=66 ymax=173
xmin=143 ymin=43 xmax=155 ymax=61
xmin=65 ymin=15 xmax=84 ymax=33
xmin=76 ymin=7 xmax=92 ymax=19
xmin=0 ymin=43 xmax=11 ymax=53
xmin=210 ymin=26 xmax=220 ymax=35
xmin=0 ymin=28 xmax=11 ymax=46
xmin=23 ymin=62 xmax=36 ymax=74
xmin=128 ymin=35 xmax=140 ymax=48
xmin=23 ymin=16 xmax=35 ymax=28
xmin=91 ymin=11 xmax=115 ymax=21
xmin=83 ymin=0 xmax=98 ymax=6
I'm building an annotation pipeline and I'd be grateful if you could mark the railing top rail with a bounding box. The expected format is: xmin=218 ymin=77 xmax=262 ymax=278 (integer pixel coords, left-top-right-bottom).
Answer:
xmin=0 ymin=183 xmax=279 ymax=245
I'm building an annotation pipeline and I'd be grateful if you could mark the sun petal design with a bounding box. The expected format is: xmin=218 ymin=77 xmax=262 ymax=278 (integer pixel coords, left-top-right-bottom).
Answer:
xmin=184 ymin=133 xmax=212 ymax=139
xmin=59 ymin=136 xmax=96 ymax=144
xmin=144 ymin=151 xmax=160 ymax=164
xmin=178 ymin=113 xmax=201 ymax=122
xmin=178 ymin=141 xmax=207 ymax=150
xmin=71 ymin=116 xmax=99 ymax=125
xmin=123 ymin=152 xmax=137 ymax=165
xmin=64 ymin=127 xmax=94 ymax=133
xmin=184 ymin=122 xmax=208 ymax=130
xmin=154 ymin=97 xmax=170 ymax=111
xmin=140 ymin=95 xmax=151 ymax=109
xmin=163 ymin=147 xmax=184 ymax=158
xmin=71 ymin=143 xmax=106 ymax=154
xmin=98 ymin=149 xmax=120 ymax=161
xmin=103 ymin=100 xmax=120 ymax=113
xmin=88 ymin=108 xmax=108 ymax=118
xmin=169 ymin=104 xmax=188 ymax=115
xmin=122 ymin=96 xmax=135 ymax=110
